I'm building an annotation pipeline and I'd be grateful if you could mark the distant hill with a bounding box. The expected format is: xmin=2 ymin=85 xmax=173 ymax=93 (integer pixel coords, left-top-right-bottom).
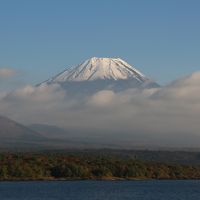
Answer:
xmin=29 ymin=123 xmax=69 ymax=139
xmin=0 ymin=116 xmax=46 ymax=150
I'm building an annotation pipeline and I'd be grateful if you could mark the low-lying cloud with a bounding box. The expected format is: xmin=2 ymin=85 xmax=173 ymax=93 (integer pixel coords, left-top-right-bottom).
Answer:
xmin=1 ymin=72 xmax=200 ymax=148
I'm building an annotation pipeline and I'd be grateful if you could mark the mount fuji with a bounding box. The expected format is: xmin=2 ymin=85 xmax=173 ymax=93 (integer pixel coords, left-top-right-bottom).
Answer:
xmin=39 ymin=57 xmax=159 ymax=94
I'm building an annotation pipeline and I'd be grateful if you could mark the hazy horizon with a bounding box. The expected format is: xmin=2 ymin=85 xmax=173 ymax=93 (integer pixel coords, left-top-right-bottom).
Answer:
xmin=0 ymin=57 xmax=199 ymax=149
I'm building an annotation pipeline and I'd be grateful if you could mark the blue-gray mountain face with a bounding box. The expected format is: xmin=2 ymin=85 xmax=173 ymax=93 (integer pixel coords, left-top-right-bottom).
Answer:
xmin=0 ymin=116 xmax=46 ymax=150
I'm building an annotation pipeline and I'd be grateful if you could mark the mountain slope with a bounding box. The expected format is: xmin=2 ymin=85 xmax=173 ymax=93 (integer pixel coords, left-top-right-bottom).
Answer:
xmin=46 ymin=57 xmax=147 ymax=82
xmin=0 ymin=116 xmax=46 ymax=149
xmin=40 ymin=57 xmax=159 ymax=94
xmin=29 ymin=124 xmax=69 ymax=139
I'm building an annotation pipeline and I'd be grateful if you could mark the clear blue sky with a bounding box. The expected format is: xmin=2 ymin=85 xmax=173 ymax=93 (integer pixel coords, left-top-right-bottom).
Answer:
xmin=1 ymin=0 xmax=200 ymax=88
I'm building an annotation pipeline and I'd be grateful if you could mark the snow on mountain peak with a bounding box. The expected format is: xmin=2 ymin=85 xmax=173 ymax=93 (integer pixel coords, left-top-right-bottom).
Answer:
xmin=46 ymin=57 xmax=148 ymax=83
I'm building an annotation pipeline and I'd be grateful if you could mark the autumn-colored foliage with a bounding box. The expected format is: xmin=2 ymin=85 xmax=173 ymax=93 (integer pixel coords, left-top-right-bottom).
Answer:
xmin=0 ymin=153 xmax=200 ymax=180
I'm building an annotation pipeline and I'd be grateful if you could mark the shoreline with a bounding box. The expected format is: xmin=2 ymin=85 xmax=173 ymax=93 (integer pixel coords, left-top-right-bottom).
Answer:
xmin=1 ymin=177 xmax=200 ymax=182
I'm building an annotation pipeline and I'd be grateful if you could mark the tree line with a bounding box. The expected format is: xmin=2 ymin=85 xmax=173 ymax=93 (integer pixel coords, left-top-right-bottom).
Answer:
xmin=0 ymin=153 xmax=200 ymax=180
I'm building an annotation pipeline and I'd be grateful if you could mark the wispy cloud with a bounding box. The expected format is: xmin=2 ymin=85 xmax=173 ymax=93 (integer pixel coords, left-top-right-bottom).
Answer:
xmin=0 ymin=68 xmax=17 ymax=79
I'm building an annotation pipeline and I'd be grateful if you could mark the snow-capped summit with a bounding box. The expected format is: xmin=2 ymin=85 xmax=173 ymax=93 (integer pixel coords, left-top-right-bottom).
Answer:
xmin=40 ymin=57 xmax=158 ymax=94
xmin=45 ymin=57 xmax=148 ymax=83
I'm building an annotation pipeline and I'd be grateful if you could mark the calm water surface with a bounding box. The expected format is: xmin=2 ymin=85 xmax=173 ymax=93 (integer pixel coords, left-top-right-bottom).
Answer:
xmin=0 ymin=180 xmax=199 ymax=200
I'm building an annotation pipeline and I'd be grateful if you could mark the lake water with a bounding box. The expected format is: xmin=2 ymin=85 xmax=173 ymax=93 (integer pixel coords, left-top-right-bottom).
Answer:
xmin=0 ymin=180 xmax=199 ymax=200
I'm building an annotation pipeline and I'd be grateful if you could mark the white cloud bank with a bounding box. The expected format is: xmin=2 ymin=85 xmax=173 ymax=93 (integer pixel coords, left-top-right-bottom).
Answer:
xmin=1 ymin=72 xmax=200 ymax=148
